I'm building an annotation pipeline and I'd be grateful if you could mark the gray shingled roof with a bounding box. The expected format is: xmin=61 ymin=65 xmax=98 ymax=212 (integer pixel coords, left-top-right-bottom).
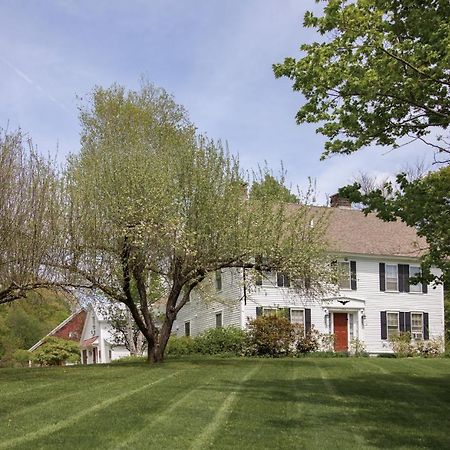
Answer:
xmin=319 ymin=207 xmax=428 ymax=258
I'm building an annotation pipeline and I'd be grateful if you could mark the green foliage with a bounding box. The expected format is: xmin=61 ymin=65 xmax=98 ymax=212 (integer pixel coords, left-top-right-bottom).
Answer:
xmin=0 ymin=290 xmax=71 ymax=366
xmin=65 ymin=80 xmax=333 ymax=363
xmin=12 ymin=349 xmax=30 ymax=367
xmin=166 ymin=336 xmax=197 ymax=356
xmin=250 ymin=174 xmax=299 ymax=203
xmin=340 ymin=167 xmax=450 ymax=284
xmin=389 ymin=332 xmax=415 ymax=358
xmin=194 ymin=326 xmax=248 ymax=355
xmin=294 ymin=325 xmax=320 ymax=354
xmin=246 ymin=315 xmax=295 ymax=357
xmin=31 ymin=337 xmax=80 ymax=366
xmin=274 ymin=0 xmax=450 ymax=159
xmin=109 ymin=355 xmax=146 ymax=364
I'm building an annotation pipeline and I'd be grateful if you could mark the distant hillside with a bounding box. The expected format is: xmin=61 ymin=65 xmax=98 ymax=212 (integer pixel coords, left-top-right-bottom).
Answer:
xmin=0 ymin=290 xmax=73 ymax=366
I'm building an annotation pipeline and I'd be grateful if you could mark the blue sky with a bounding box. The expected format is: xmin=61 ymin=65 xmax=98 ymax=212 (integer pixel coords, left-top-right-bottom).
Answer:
xmin=0 ymin=0 xmax=433 ymax=203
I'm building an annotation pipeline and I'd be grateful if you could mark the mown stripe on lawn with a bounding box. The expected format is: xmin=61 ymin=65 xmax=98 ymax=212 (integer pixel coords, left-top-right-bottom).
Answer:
xmin=2 ymin=368 xmax=152 ymax=423
xmin=189 ymin=364 xmax=261 ymax=450
xmin=314 ymin=362 xmax=368 ymax=448
xmin=0 ymin=371 xmax=181 ymax=449
xmin=114 ymin=371 xmax=221 ymax=450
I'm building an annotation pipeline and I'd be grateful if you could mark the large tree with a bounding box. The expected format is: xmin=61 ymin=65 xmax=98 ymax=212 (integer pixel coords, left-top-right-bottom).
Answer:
xmin=273 ymin=0 xmax=450 ymax=162
xmin=63 ymin=82 xmax=334 ymax=363
xmin=0 ymin=130 xmax=63 ymax=304
xmin=273 ymin=0 xmax=450 ymax=284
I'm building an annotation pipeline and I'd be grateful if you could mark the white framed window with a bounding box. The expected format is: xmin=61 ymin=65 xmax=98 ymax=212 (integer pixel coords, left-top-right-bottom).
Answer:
xmin=411 ymin=312 xmax=423 ymax=340
xmin=338 ymin=261 xmax=351 ymax=290
xmin=385 ymin=264 xmax=398 ymax=291
xmin=349 ymin=313 xmax=354 ymax=340
xmin=409 ymin=266 xmax=422 ymax=293
xmin=262 ymin=271 xmax=277 ymax=286
xmin=277 ymin=272 xmax=291 ymax=288
xmin=184 ymin=321 xmax=191 ymax=337
xmin=215 ymin=270 xmax=222 ymax=292
xmin=387 ymin=312 xmax=399 ymax=339
xmin=215 ymin=312 xmax=223 ymax=328
xmin=290 ymin=309 xmax=304 ymax=326
xmin=262 ymin=307 xmax=277 ymax=316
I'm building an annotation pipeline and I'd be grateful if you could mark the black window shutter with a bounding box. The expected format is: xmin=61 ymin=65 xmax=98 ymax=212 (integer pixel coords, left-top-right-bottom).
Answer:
xmin=256 ymin=307 xmax=263 ymax=317
xmin=350 ymin=261 xmax=357 ymax=290
xmin=305 ymin=309 xmax=312 ymax=332
xmin=404 ymin=265 xmax=410 ymax=292
xmin=398 ymin=264 xmax=410 ymax=293
xmin=285 ymin=275 xmax=291 ymax=288
xmin=423 ymin=312 xmax=429 ymax=340
xmin=256 ymin=272 xmax=262 ymax=286
xmin=399 ymin=312 xmax=405 ymax=332
xmin=379 ymin=263 xmax=386 ymax=291
xmin=277 ymin=272 xmax=283 ymax=287
xmin=381 ymin=311 xmax=387 ymax=339
xmin=422 ymin=281 xmax=428 ymax=294
xmin=405 ymin=312 xmax=411 ymax=332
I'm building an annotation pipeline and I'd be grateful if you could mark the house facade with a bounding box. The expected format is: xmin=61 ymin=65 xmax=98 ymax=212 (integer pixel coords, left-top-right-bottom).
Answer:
xmin=30 ymin=304 xmax=132 ymax=364
xmin=173 ymin=203 xmax=444 ymax=354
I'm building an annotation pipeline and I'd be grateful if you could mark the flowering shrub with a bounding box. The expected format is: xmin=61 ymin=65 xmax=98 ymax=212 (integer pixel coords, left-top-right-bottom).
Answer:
xmin=246 ymin=315 xmax=295 ymax=357
xmin=294 ymin=325 xmax=320 ymax=354
xmin=415 ymin=337 xmax=444 ymax=357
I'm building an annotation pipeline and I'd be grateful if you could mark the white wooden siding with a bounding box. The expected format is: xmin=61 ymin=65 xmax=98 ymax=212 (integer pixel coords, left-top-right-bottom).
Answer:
xmin=175 ymin=257 xmax=444 ymax=354
xmin=173 ymin=268 xmax=243 ymax=337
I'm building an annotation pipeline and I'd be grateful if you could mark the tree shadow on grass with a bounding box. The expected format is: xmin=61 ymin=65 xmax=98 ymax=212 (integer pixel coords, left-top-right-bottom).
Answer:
xmin=205 ymin=367 xmax=450 ymax=449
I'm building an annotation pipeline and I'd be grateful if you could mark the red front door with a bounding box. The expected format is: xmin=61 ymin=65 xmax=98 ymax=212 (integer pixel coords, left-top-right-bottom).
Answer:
xmin=334 ymin=313 xmax=348 ymax=351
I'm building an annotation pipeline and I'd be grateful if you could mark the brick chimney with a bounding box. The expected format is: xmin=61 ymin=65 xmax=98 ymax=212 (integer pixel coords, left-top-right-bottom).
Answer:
xmin=330 ymin=193 xmax=351 ymax=209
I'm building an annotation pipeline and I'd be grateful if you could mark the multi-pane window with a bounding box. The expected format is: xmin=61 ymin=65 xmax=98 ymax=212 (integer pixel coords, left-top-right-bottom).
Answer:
xmin=290 ymin=309 xmax=304 ymax=326
xmin=387 ymin=312 xmax=399 ymax=339
xmin=215 ymin=312 xmax=223 ymax=328
xmin=262 ymin=307 xmax=277 ymax=316
xmin=411 ymin=313 xmax=423 ymax=340
xmin=256 ymin=271 xmax=277 ymax=286
xmin=338 ymin=261 xmax=351 ymax=290
xmin=385 ymin=264 xmax=398 ymax=291
xmin=184 ymin=321 xmax=191 ymax=337
xmin=409 ymin=266 xmax=422 ymax=293
xmin=277 ymin=273 xmax=291 ymax=288
xmin=215 ymin=270 xmax=222 ymax=291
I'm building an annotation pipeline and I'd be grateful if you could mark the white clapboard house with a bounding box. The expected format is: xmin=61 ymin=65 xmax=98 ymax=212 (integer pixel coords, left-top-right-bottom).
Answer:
xmin=30 ymin=304 xmax=132 ymax=364
xmin=173 ymin=196 xmax=444 ymax=354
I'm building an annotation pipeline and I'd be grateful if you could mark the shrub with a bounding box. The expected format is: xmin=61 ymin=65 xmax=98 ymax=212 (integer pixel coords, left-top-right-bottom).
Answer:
xmin=194 ymin=326 xmax=247 ymax=355
xmin=350 ymin=338 xmax=368 ymax=357
xmin=166 ymin=336 xmax=196 ymax=356
xmin=320 ymin=333 xmax=335 ymax=352
xmin=110 ymin=355 xmax=146 ymax=364
xmin=389 ymin=332 xmax=415 ymax=357
xmin=247 ymin=315 xmax=295 ymax=357
xmin=415 ymin=337 xmax=444 ymax=357
xmin=12 ymin=349 xmax=31 ymax=367
xmin=294 ymin=325 xmax=320 ymax=354
xmin=31 ymin=337 xmax=80 ymax=366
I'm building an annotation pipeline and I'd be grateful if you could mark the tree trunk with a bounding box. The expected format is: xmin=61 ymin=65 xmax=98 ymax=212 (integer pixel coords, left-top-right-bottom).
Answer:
xmin=144 ymin=317 xmax=174 ymax=363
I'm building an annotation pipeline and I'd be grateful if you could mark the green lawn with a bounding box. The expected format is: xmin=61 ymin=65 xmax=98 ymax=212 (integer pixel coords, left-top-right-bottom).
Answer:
xmin=1 ymin=357 xmax=450 ymax=449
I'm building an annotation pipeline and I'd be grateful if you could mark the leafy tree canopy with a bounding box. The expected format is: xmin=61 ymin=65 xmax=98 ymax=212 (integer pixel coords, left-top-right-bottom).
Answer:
xmin=250 ymin=173 xmax=299 ymax=203
xmin=340 ymin=166 xmax=450 ymax=284
xmin=63 ymin=81 xmax=334 ymax=363
xmin=273 ymin=0 xmax=450 ymax=161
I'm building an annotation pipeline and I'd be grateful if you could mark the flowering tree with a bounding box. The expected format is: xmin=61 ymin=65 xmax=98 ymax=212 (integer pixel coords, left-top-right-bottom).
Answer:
xmin=56 ymin=82 xmax=335 ymax=363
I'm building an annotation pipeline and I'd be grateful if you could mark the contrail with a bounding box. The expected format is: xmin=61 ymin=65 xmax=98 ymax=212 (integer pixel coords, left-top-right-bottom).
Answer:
xmin=0 ymin=55 xmax=71 ymax=113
